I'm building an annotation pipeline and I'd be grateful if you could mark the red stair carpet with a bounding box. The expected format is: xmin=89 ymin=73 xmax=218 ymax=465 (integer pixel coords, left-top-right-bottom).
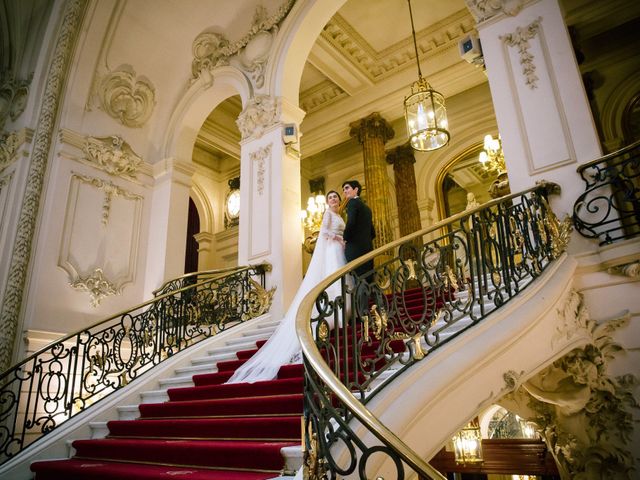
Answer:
xmin=30 ymin=339 xmax=303 ymax=480
xmin=30 ymin=287 xmax=440 ymax=479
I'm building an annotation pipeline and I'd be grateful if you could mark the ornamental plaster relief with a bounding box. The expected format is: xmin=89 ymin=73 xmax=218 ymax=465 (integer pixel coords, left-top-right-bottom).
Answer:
xmin=249 ymin=143 xmax=272 ymax=196
xmin=236 ymin=95 xmax=279 ymax=141
xmin=58 ymin=173 xmax=142 ymax=307
xmin=500 ymin=292 xmax=638 ymax=479
xmin=92 ymin=65 xmax=156 ymax=128
xmin=83 ymin=135 xmax=143 ymax=181
xmin=500 ymin=17 xmax=543 ymax=90
xmin=0 ymin=130 xmax=26 ymax=172
xmin=0 ymin=77 xmax=30 ymax=130
xmin=191 ymin=0 xmax=294 ymax=89
xmin=464 ymin=0 xmax=525 ymax=23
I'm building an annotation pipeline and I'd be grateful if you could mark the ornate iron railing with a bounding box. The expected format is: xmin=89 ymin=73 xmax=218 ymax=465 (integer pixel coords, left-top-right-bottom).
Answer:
xmin=573 ymin=140 xmax=640 ymax=245
xmin=0 ymin=264 xmax=273 ymax=465
xmin=296 ymin=182 xmax=571 ymax=480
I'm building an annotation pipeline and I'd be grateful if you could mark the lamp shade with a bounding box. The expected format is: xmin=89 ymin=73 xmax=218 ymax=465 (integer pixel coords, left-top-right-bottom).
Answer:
xmin=404 ymin=77 xmax=450 ymax=151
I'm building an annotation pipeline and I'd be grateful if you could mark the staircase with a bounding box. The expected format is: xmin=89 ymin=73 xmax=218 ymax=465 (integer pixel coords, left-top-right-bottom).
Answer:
xmin=28 ymin=317 xmax=303 ymax=480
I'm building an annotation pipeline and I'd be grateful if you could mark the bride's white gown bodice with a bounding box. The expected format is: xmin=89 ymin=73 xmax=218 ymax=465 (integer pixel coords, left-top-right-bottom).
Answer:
xmin=227 ymin=210 xmax=346 ymax=384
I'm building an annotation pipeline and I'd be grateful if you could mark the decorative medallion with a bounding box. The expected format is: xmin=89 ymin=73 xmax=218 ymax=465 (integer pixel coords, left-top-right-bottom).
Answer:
xmin=236 ymin=95 xmax=279 ymax=141
xmin=96 ymin=65 xmax=156 ymax=128
xmin=249 ymin=143 xmax=272 ymax=195
xmin=83 ymin=135 xmax=143 ymax=180
xmin=501 ymin=17 xmax=543 ymax=90
xmin=70 ymin=267 xmax=118 ymax=307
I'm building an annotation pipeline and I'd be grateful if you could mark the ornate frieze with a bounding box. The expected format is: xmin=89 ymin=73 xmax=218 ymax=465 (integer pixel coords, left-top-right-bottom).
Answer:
xmin=236 ymin=95 xmax=279 ymax=141
xmin=500 ymin=17 xmax=543 ymax=90
xmin=552 ymin=288 xmax=589 ymax=347
xmin=70 ymin=267 xmax=118 ymax=307
xmin=464 ymin=0 xmax=525 ymax=23
xmin=0 ymin=76 xmax=31 ymax=130
xmin=249 ymin=143 xmax=271 ymax=195
xmin=501 ymin=292 xmax=638 ymax=479
xmin=95 ymin=65 xmax=156 ymax=128
xmin=191 ymin=0 xmax=295 ymax=88
xmin=83 ymin=135 xmax=143 ymax=180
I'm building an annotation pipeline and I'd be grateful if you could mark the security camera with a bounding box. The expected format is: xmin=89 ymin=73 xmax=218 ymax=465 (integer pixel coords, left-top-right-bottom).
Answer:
xmin=282 ymin=123 xmax=298 ymax=145
xmin=459 ymin=34 xmax=484 ymax=67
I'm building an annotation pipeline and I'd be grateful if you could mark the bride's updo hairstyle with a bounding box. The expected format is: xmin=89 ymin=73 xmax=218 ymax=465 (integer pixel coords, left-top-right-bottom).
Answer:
xmin=326 ymin=190 xmax=341 ymax=203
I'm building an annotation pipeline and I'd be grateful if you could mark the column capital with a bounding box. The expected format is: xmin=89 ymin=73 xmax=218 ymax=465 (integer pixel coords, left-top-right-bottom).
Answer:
xmin=349 ymin=112 xmax=394 ymax=144
xmin=386 ymin=143 xmax=416 ymax=166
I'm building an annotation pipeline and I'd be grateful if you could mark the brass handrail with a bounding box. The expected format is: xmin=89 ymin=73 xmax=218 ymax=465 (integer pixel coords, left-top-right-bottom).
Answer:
xmin=0 ymin=263 xmax=272 ymax=464
xmin=576 ymin=138 xmax=640 ymax=173
xmin=295 ymin=181 xmax=565 ymax=479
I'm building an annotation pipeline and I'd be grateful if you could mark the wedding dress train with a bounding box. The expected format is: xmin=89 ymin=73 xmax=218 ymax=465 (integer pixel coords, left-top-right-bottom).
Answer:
xmin=226 ymin=209 xmax=346 ymax=384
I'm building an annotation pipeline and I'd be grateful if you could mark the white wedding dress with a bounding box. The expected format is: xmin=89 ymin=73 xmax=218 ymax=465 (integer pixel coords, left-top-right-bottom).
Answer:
xmin=226 ymin=209 xmax=347 ymax=384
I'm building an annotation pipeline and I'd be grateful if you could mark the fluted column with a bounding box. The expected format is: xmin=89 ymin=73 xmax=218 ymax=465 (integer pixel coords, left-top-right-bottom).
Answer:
xmin=349 ymin=113 xmax=395 ymax=250
xmin=386 ymin=143 xmax=422 ymax=237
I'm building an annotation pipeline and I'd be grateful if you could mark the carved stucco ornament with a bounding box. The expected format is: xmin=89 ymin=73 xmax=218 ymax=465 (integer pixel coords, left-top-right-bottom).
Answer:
xmin=501 ymin=17 xmax=543 ymax=90
xmin=0 ymin=76 xmax=31 ymax=130
xmin=500 ymin=292 xmax=638 ymax=479
xmin=96 ymin=65 xmax=156 ymax=128
xmin=249 ymin=143 xmax=272 ymax=195
xmin=236 ymin=95 xmax=279 ymax=141
xmin=464 ymin=0 xmax=525 ymax=23
xmin=70 ymin=267 xmax=118 ymax=307
xmin=608 ymin=261 xmax=640 ymax=278
xmin=0 ymin=130 xmax=25 ymax=172
xmin=83 ymin=135 xmax=143 ymax=180
xmin=190 ymin=0 xmax=295 ymax=88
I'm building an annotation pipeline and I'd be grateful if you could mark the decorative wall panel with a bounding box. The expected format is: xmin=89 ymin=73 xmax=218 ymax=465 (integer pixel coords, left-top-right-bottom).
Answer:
xmin=500 ymin=17 xmax=576 ymax=174
xmin=58 ymin=173 xmax=142 ymax=306
xmin=249 ymin=144 xmax=272 ymax=259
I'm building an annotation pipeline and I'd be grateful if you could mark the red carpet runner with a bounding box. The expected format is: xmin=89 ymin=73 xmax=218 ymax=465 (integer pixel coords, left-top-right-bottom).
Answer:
xmin=30 ymin=286 xmax=444 ymax=479
xmin=31 ymin=339 xmax=303 ymax=480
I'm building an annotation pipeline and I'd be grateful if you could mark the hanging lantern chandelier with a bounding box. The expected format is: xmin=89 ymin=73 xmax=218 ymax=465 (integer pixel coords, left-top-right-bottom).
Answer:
xmin=452 ymin=418 xmax=484 ymax=465
xmin=403 ymin=0 xmax=450 ymax=151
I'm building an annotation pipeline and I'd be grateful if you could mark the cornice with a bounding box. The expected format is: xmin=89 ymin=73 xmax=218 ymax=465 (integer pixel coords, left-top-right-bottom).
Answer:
xmin=319 ymin=9 xmax=476 ymax=84
xmin=300 ymin=80 xmax=347 ymax=114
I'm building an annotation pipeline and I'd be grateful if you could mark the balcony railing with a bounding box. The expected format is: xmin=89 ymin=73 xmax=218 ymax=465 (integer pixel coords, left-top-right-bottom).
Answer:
xmin=296 ymin=182 xmax=570 ymax=479
xmin=0 ymin=264 xmax=272 ymax=465
xmin=573 ymin=140 xmax=640 ymax=245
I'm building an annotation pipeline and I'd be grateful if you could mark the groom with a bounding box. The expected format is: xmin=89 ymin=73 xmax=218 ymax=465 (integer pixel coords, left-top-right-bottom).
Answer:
xmin=342 ymin=180 xmax=375 ymax=279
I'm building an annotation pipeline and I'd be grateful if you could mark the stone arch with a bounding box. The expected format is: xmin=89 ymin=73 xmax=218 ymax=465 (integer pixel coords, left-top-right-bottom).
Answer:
xmin=266 ymin=0 xmax=346 ymax=106
xmin=162 ymin=66 xmax=252 ymax=161
xmin=600 ymin=71 xmax=640 ymax=145
xmin=189 ymin=180 xmax=214 ymax=235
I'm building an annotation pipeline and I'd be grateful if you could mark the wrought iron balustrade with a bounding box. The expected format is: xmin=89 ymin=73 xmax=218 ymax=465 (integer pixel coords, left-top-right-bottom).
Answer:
xmin=296 ymin=182 xmax=571 ymax=480
xmin=573 ymin=140 xmax=640 ymax=245
xmin=0 ymin=264 xmax=273 ymax=465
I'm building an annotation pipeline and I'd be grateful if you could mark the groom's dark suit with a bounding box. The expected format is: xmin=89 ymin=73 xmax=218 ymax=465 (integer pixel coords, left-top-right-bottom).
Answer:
xmin=343 ymin=196 xmax=376 ymax=278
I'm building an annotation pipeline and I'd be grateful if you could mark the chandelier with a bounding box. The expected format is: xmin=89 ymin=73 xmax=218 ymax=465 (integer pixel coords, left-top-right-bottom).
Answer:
xmin=452 ymin=418 xmax=484 ymax=465
xmin=479 ymin=134 xmax=506 ymax=174
xmin=300 ymin=194 xmax=326 ymax=253
xmin=403 ymin=0 xmax=450 ymax=151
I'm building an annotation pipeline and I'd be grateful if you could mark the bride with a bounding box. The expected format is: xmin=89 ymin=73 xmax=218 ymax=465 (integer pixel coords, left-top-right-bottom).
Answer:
xmin=226 ymin=190 xmax=347 ymax=384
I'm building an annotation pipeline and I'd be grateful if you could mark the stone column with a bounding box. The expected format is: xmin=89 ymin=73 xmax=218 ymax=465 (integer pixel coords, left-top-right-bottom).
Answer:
xmin=386 ymin=143 xmax=422 ymax=237
xmin=348 ymin=113 xmax=395 ymax=250
xmin=465 ymin=0 xmax=602 ymax=220
xmin=236 ymin=95 xmax=305 ymax=319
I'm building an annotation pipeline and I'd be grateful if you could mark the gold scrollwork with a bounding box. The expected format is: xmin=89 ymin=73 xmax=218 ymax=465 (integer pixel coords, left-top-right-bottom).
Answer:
xmin=402 ymin=259 xmax=418 ymax=280
xmin=541 ymin=198 xmax=572 ymax=258
xmin=302 ymin=418 xmax=327 ymax=480
xmin=369 ymin=305 xmax=388 ymax=341
xmin=318 ymin=322 xmax=329 ymax=342
xmin=244 ymin=278 xmax=276 ymax=319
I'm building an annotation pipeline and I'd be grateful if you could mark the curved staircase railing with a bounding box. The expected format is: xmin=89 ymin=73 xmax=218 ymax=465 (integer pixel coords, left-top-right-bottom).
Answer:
xmin=573 ymin=139 xmax=640 ymax=245
xmin=0 ymin=263 xmax=273 ymax=465
xmin=296 ymin=182 xmax=571 ymax=479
